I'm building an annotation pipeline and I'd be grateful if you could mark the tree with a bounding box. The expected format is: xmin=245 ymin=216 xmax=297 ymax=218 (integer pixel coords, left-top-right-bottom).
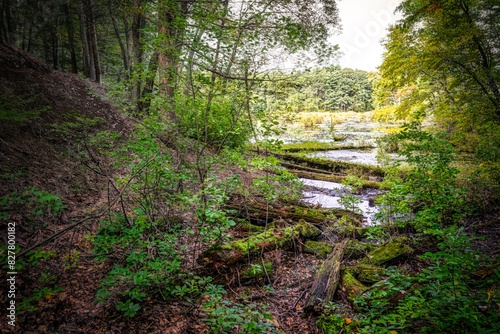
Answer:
xmin=379 ymin=0 xmax=500 ymax=128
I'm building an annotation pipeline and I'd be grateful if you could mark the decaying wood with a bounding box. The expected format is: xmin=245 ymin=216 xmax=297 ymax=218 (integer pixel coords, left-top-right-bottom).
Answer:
xmin=288 ymin=169 xmax=381 ymax=189
xmin=279 ymin=162 xmax=333 ymax=175
xmin=198 ymin=220 xmax=320 ymax=267
xmin=303 ymin=239 xmax=349 ymax=315
xmin=227 ymin=202 xmax=359 ymax=225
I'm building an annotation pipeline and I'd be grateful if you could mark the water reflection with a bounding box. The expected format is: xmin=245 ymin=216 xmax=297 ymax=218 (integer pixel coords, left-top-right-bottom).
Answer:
xmin=300 ymin=178 xmax=382 ymax=226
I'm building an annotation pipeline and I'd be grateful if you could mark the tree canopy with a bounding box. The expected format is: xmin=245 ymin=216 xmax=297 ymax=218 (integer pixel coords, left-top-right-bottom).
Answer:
xmin=377 ymin=0 xmax=500 ymax=149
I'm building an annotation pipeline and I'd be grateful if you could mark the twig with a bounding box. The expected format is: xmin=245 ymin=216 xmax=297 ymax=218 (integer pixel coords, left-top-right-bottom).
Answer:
xmin=3 ymin=151 xmax=160 ymax=263
xmin=290 ymin=282 xmax=312 ymax=311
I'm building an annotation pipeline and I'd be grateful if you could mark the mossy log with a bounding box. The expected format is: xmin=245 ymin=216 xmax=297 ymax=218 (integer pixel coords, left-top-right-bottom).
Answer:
xmin=304 ymin=240 xmax=377 ymax=259
xmin=274 ymin=152 xmax=386 ymax=177
xmin=349 ymin=264 xmax=386 ymax=284
xmin=198 ymin=220 xmax=319 ymax=267
xmin=234 ymin=221 xmax=273 ymax=236
xmin=326 ymin=226 xmax=369 ymax=239
xmin=281 ymin=143 xmax=374 ymax=153
xmin=280 ymin=162 xmax=332 ymax=175
xmin=304 ymin=239 xmax=349 ymax=314
xmin=227 ymin=202 xmax=357 ymax=225
xmin=341 ymin=271 xmax=367 ymax=304
xmin=358 ymin=237 xmax=413 ymax=266
xmin=289 ymin=169 xmax=381 ymax=189
xmin=240 ymin=259 xmax=273 ymax=282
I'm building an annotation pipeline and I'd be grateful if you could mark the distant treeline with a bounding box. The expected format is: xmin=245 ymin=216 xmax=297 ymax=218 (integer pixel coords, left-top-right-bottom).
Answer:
xmin=254 ymin=66 xmax=374 ymax=115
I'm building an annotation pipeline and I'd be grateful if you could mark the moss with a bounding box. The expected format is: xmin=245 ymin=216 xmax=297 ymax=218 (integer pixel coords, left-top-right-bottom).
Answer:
xmin=304 ymin=240 xmax=376 ymax=259
xmin=241 ymin=260 xmax=273 ymax=281
xmin=333 ymin=226 xmax=369 ymax=239
xmin=237 ymin=221 xmax=272 ymax=234
xmin=327 ymin=208 xmax=364 ymax=223
xmin=296 ymin=219 xmax=321 ymax=238
xmin=293 ymin=206 xmax=327 ymax=224
xmin=342 ymin=271 xmax=367 ymax=304
xmin=317 ymin=315 xmax=359 ymax=334
xmin=281 ymin=141 xmax=373 ymax=153
xmin=359 ymin=237 xmax=413 ymax=266
xmin=277 ymin=152 xmax=386 ymax=177
xmin=304 ymin=240 xmax=335 ymax=259
xmin=345 ymin=240 xmax=377 ymax=259
xmin=349 ymin=264 xmax=386 ymax=283
xmin=227 ymin=228 xmax=277 ymax=254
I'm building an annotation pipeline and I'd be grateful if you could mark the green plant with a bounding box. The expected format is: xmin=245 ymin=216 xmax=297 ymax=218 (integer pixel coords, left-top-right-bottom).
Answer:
xmin=377 ymin=123 xmax=469 ymax=232
xmin=50 ymin=110 xmax=102 ymax=136
xmin=355 ymin=227 xmax=500 ymax=334
xmin=0 ymin=94 xmax=47 ymax=123
xmin=339 ymin=175 xmax=364 ymax=215
xmin=318 ymin=302 xmax=359 ymax=334
xmin=0 ymin=187 xmax=65 ymax=219
xmin=13 ymin=249 xmax=64 ymax=313
xmin=193 ymin=174 xmax=240 ymax=243
xmin=62 ymin=250 xmax=81 ymax=270
xmin=202 ymin=284 xmax=275 ymax=334
xmin=94 ymin=212 xmax=185 ymax=317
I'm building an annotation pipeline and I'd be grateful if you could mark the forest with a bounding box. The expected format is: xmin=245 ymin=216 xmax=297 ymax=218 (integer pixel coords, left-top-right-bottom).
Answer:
xmin=0 ymin=0 xmax=499 ymax=333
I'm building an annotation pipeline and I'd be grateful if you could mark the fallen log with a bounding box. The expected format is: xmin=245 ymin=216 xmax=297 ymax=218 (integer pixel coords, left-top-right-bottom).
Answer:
xmin=198 ymin=220 xmax=320 ymax=267
xmin=289 ymin=169 xmax=381 ymax=189
xmin=280 ymin=162 xmax=333 ymax=175
xmin=341 ymin=271 xmax=367 ymax=304
xmin=226 ymin=202 xmax=357 ymax=225
xmin=303 ymin=239 xmax=349 ymax=315
xmin=348 ymin=263 xmax=386 ymax=284
xmin=325 ymin=226 xmax=369 ymax=239
xmin=304 ymin=240 xmax=377 ymax=259
xmin=275 ymin=152 xmax=386 ymax=178
xmin=358 ymin=237 xmax=413 ymax=266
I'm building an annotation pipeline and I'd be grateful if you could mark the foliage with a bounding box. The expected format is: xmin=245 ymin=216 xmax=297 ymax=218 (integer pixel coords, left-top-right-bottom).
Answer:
xmin=339 ymin=175 xmax=364 ymax=217
xmin=176 ymin=93 xmax=252 ymax=150
xmin=377 ymin=0 xmax=500 ymax=160
xmin=93 ymin=212 xmax=185 ymax=317
xmin=202 ymin=284 xmax=276 ymax=334
xmin=50 ymin=110 xmax=103 ymax=137
xmin=0 ymin=94 xmax=48 ymax=123
xmin=355 ymin=228 xmax=500 ymax=334
xmin=375 ymin=123 xmax=468 ymax=231
xmin=254 ymin=67 xmax=374 ymax=121
xmin=0 ymin=187 xmax=65 ymax=220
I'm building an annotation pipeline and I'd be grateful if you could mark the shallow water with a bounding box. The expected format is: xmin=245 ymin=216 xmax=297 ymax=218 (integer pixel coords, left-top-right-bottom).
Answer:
xmin=300 ymin=178 xmax=383 ymax=226
xmin=307 ymin=148 xmax=383 ymax=167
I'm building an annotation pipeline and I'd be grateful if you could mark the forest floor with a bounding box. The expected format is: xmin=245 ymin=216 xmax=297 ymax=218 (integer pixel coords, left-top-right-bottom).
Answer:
xmin=1 ymin=44 xmax=499 ymax=333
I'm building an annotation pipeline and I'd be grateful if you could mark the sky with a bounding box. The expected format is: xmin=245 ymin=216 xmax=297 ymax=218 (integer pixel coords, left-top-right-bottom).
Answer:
xmin=332 ymin=0 xmax=403 ymax=72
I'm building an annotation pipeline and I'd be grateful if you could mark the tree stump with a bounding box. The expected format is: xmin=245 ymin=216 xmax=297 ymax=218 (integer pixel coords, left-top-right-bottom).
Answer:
xmin=303 ymin=239 xmax=349 ymax=315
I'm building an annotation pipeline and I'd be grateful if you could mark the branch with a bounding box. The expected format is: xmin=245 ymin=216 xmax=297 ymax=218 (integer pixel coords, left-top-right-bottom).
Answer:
xmin=8 ymin=151 xmax=161 ymax=262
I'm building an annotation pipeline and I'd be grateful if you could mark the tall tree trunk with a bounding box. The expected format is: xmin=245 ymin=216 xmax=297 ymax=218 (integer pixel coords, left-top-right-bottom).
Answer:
xmin=77 ymin=0 xmax=91 ymax=78
xmin=64 ymin=1 xmax=78 ymax=73
xmin=131 ymin=0 xmax=145 ymax=105
xmin=51 ymin=12 xmax=60 ymax=70
xmin=4 ymin=0 xmax=16 ymax=46
xmin=137 ymin=50 xmax=160 ymax=114
xmin=158 ymin=0 xmax=188 ymax=119
xmin=87 ymin=0 xmax=101 ymax=83
xmin=110 ymin=14 xmax=130 ymax=77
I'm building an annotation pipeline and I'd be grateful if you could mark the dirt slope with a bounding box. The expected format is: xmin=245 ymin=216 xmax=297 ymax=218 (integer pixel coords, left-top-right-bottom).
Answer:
xmin=0 ymin=43 xmax=133 ymax=205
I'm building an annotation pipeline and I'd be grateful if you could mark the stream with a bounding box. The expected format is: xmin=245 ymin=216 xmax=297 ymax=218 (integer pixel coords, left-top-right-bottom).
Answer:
xmin=300 ymin=178 xmax=383 ymax=226
xmin=282 ymin=113 xmax=396 ymax=225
